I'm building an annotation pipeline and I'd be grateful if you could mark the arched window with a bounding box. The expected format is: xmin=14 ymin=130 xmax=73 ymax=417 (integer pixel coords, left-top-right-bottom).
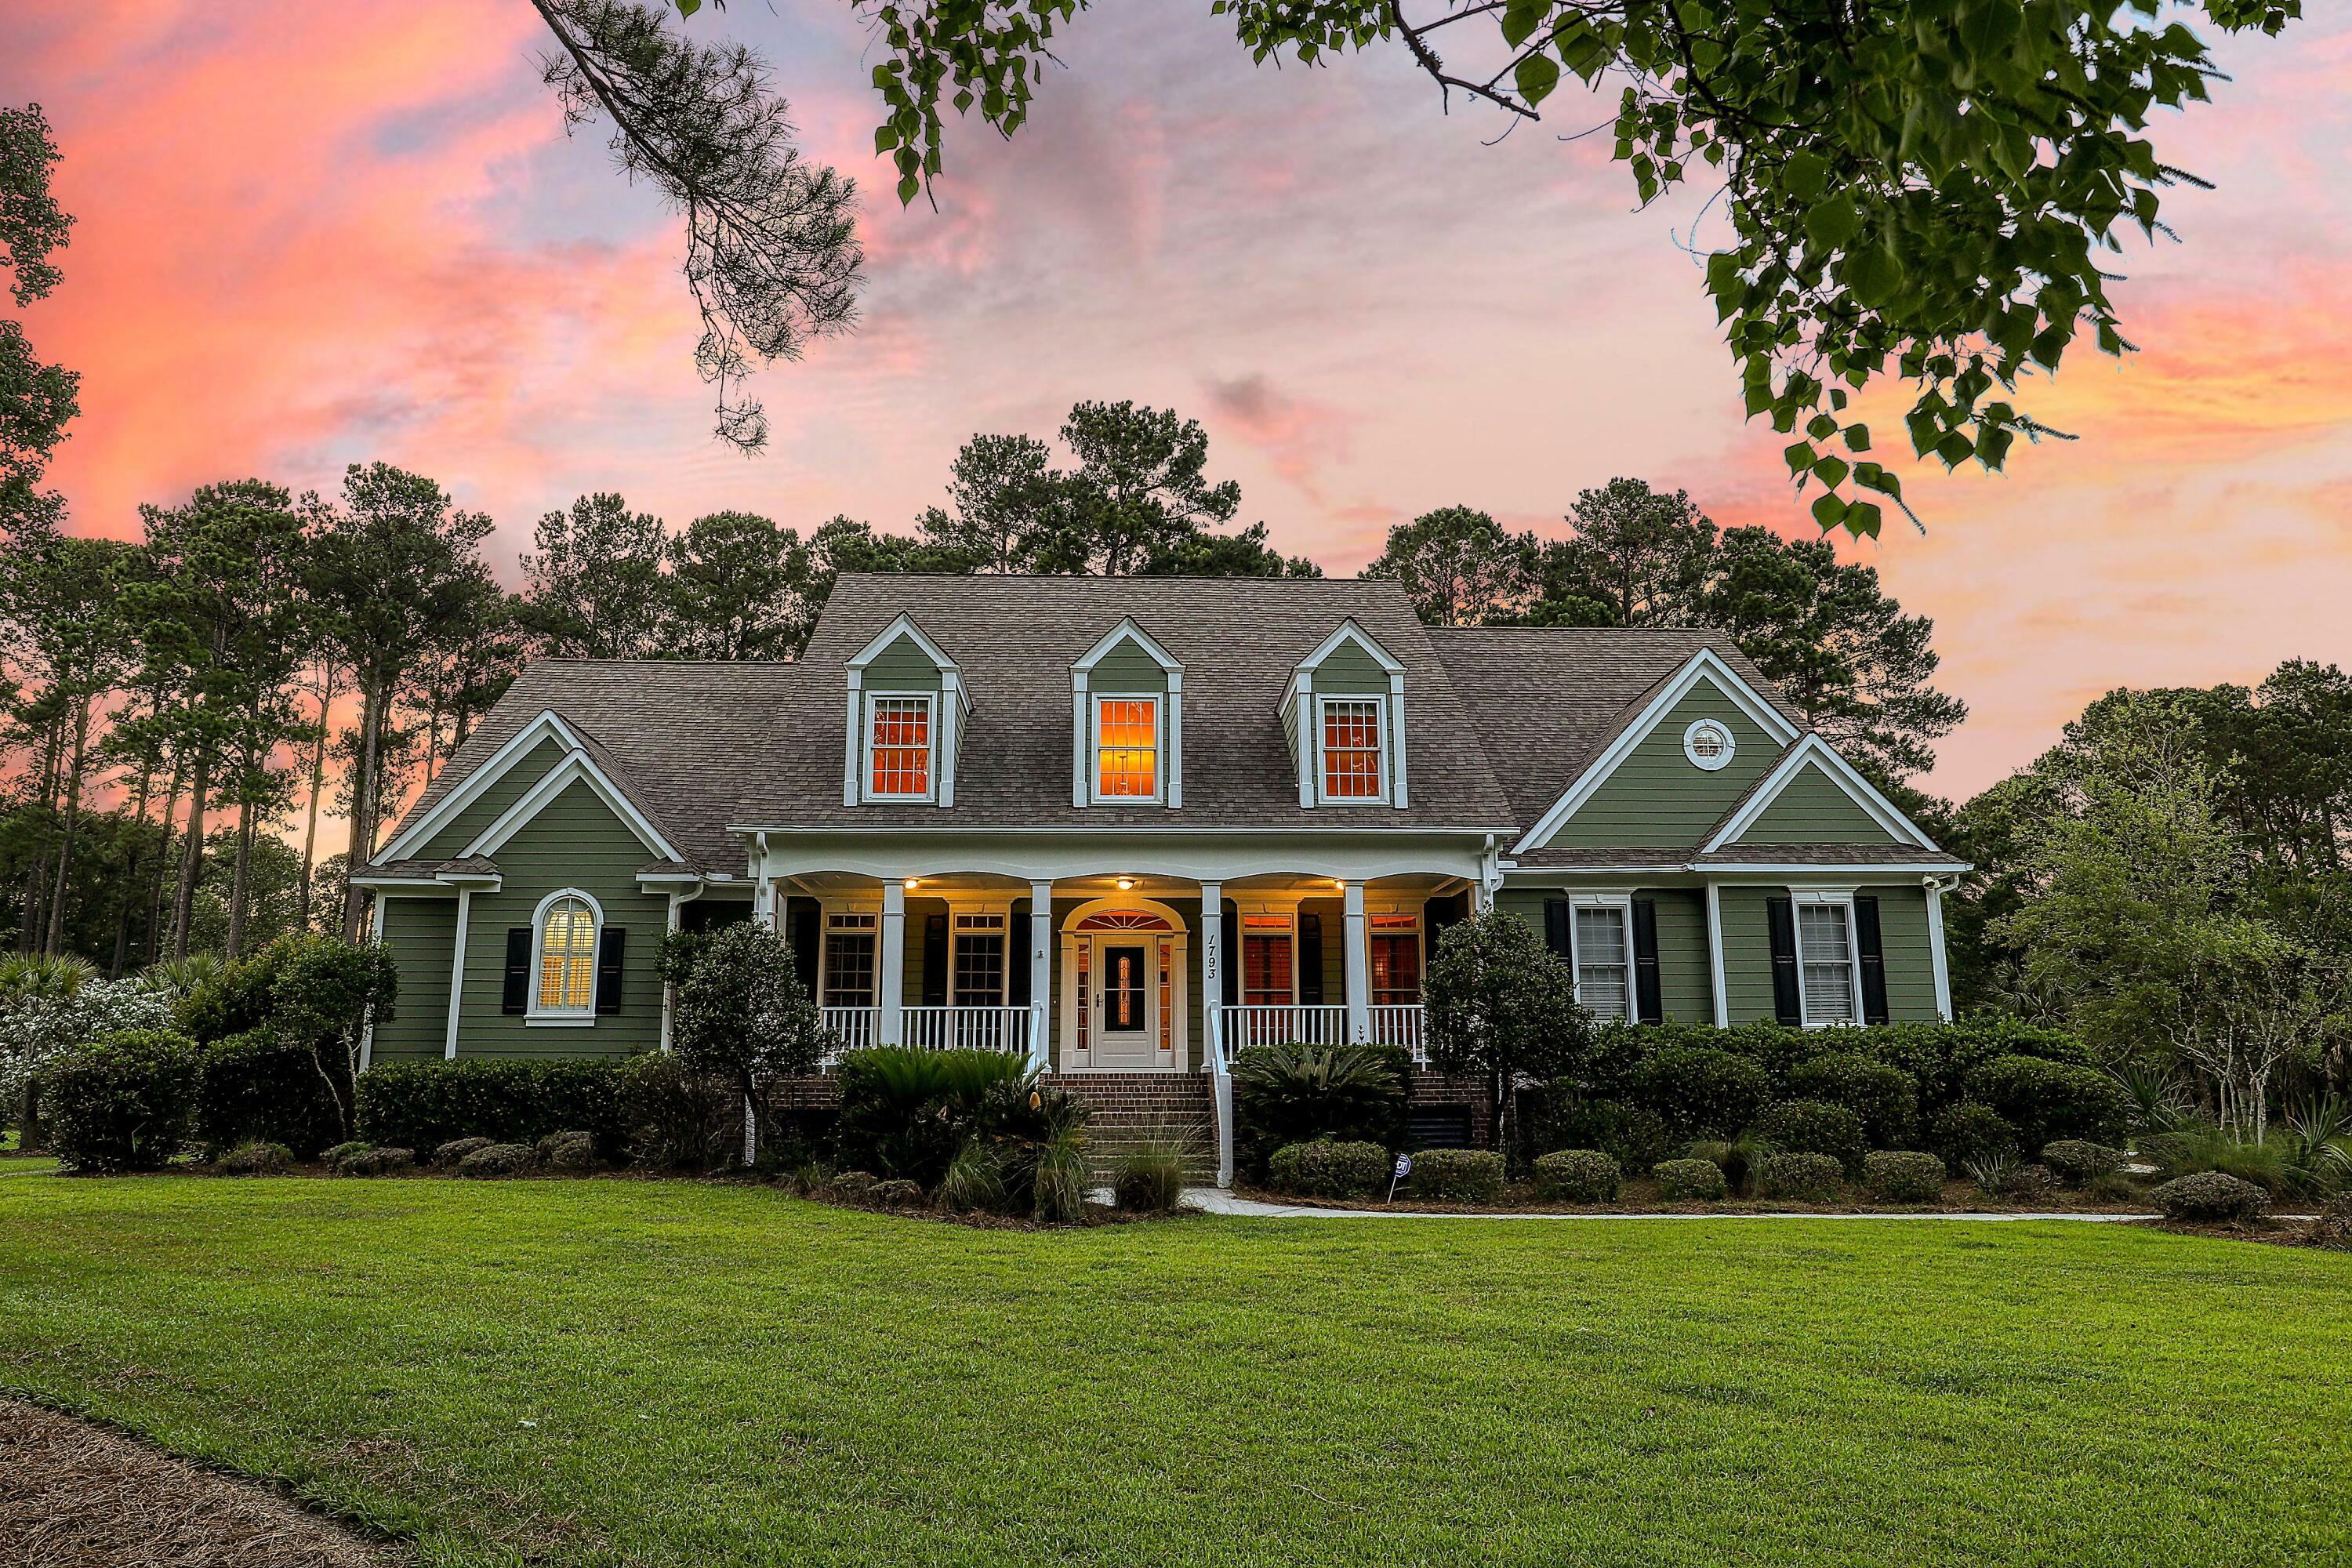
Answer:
xmin=536 ymin=895 xmax=599 ymax=1013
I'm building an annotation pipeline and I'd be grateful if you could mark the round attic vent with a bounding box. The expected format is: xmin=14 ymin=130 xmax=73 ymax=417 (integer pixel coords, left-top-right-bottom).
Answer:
xmin=1683 ymin=718 xmax=1735 ymax=771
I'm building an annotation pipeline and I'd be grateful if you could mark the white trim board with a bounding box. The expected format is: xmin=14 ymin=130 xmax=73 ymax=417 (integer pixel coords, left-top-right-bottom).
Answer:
xmin=1513 ymin=650 xmax=1802 ymax=854
xmin=1072 ymin=616 xmax=1183 ymax=676
xmin=460 ymin=747 xmax=682 ymax=862
xmin=1700 ymin=733 xmax=1938 ymax=852
xmin=377 ymin=710 xmax=588 ymax=863
xmin=1294 ymin=617 xmax=1406 ymax=676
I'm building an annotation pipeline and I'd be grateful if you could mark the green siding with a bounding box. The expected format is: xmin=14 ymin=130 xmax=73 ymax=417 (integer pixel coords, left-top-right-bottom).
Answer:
xmin=1717 ymin=885 xmax=1779 ymax=1023
xmin=1496 ymin=887 xmax=1711 ymax=1023
xmin=862 ymin=634 xmax=945 ymax=692
xmin=373 ymin=896 xmax=457 ymax=1062
xmin=452 ymin=777 xmax=670 ymax=1058
xmin=1738 ymin=760 xmax=1903 ymax=845
xmin=1544 ymin=684 xmax=1784 ymax=849
xmin=1309 ymin=644 xmax=1388 ymax=695
xmin=1087 ymin=641 xmax=1170 ymax=695
xmin=419 ymin=736 xmax=569 ymax=860
xmin=1718 ymin=882 xmax=1943 ymax=1024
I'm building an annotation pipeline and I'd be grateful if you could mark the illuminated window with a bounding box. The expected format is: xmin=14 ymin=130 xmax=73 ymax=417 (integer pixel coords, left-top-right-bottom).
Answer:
xmin=1796 ymin=898 xmax=1859 ymax=1026
xmin=1157 ymin=937 xmax=1174 ymax=1056
xmin=1370 ymin=914 xmax=1421 ymax=1006
xmin=1319 ymin=698 xmax=1385 ymax=801
xmin=1074 ymin=943 xmax=1091 ymax=1056
xmin=822 ymin=913 xmax=877 ymax=1007
xmin=1094 ymin=695 xmax=1160 ymax=800
xmin=535 ymin=896 xmax=597 ymax=1013
xmin=866 ymin=695 xmax=933 ymax=799
xmin=953 ymin=913 xmax=1006 ymax=1007
xmin=1241 ymin=915 xmax=1293 ymax=1007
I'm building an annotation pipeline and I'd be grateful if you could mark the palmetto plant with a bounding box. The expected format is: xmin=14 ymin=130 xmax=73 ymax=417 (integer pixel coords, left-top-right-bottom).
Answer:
xmin=2108 ymin=1060 xmax=2193 ymax=1140
xmin=132 ymin=953 xmax=221 ymax=1000
xmin=0 ymin=953 xmax=99 ymax=1001
xmin=2281 ymin=1098 xmax=2352 ymax=1196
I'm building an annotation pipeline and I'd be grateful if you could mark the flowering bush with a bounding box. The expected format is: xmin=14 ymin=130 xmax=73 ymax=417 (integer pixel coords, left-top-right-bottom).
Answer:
xmin=2 ymin=977 xmax=172 ymax=1128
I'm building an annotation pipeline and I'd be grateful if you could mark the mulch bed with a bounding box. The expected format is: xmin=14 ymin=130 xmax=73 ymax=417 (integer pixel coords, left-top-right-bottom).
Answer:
xmin=0 ymin=1399 xmax=407 ymax=1568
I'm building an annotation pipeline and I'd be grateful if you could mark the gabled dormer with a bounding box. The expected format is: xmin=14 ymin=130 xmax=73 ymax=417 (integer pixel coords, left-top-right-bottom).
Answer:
xmin=844 ymin=614 xmax=968 ymax=808
xmin=1071 ymin=617 xmax=1184 ymax=808
xmin=1281 ymin=619 xmax=1408 ymax=808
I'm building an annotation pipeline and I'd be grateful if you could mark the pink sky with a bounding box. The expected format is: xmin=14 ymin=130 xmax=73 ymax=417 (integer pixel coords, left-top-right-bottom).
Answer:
xmin=9 ymin=0 xmax=2352 ymax=804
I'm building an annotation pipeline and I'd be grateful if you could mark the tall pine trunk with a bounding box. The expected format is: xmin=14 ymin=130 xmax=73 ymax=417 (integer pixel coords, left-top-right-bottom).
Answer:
xmin=43 ymin=690 xmax=95 ymax=956
xmin=169 ymin=746 xmax=212 ymax=961
xmin=145 ymin=750 xmax=184 ymax=967
xmin=341 ymin=677 xmax=387 ymax=939
xmin=297 ymin=663 xmax=337 ymax=931
xmin=111 ymin=755 xmax=158 ymax=978
xmin=226 ymin=735 xmax=259 ymax=960
xmin=19 ymin=713 xmax=65 ymax=953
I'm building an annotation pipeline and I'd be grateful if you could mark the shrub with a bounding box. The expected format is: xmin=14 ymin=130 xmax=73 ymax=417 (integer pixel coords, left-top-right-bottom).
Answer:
xmin=216 ymin=1139 xmax=291 ymax=1176
xmin=536 ymin=1130 xmax=598 ymax=1171
xmin=834 ymin=1047 xmax=1035 ymax=1187
xmin=322 ymin=1140 xmax=372 ymax=1165
xmin=659 ymin=920 xmax=829 ymax=1164
xmin=1786 ymin=1053 xmax=1919 ymax=1148
xmin=335 ymin=1145 xmax=414 ymax=1177
xmin=1406 ymin=1148 xmax=1504 ymax=1204
xmin=2144 ymin=1124 xmax=2295 ymax=1195
xmin=2041 ymin=1140 xmax=2125 ymax=1186
xmin=2 ymin=972 xmax=172 ymax=1141
xmin=1519 ymin=1095 xmax=1673 ymax=1176
xmin=432 ymin=1136 xmax=495 ymax=1168
xmin=1842 ymin=1018 xmax=2089 ymax=1117
xmin=45 ymin=1029 xmax=203 ymax=1173
xmin=456 ymin=1142 xmax=536 ymax=1178
xmin=619 ymin=1053 xmax=735 ymax=1171
xmin=1963 ymin=1054 xmax=2129 ymax=1149
xmin=1861 ymin=1150 xmax=1945 ymax=1203
xmin=869 ymin=1178 xmax=925 ymax=1208
xmin=1930 ymin=1102 xmax=2019 ymax=1169
xmin=2310 ymin=1194 xmax=2352 ymax=1252
xmin=938 ymin=1140 xmax=1008 ymax=1212
xmin=1112 ymin=1141 xmax=1187 ymax=1214
xmin=1964 ymin=1153 xmax=2054 ymax=1200
xmin=1268 ymin=1139 xmax=1392 ymax=1200
xmin=1754 ymin=1150 xmax=1843 ymax=1202
xmin=2151 ymin=1171 xmax=2269 ymax=1225
xmin=1683 ymin=1134 xmax=1765 ymax=1196
xmin=1629 ymin=1047 xmax=1769 ymax=1138
xmin=1230 ymin=1044 xmax=1406 ymax=1180
xmin=1753 ymin=1099 xmax=1868 ymax=1176
xmin=1653 ymin=1157 xmax=1727 ymax=1201
xmin=1031 ymin=1123 xmax=1089 ymax=1225
xmin=1531 ymin=1149 xmax=1620 ymax=1203
xmin=826 ymin=1171 xmax=880 ymax=1205
xmin=356 ymin=1058 xmax=630 ymax=1153
xmin=191 ymin=1029 xmax=344 ymax=1160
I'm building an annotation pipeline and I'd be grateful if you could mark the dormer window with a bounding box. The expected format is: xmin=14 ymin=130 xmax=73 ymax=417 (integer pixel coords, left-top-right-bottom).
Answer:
xmin=1319 ymin=697 xmax=1387 ymax=802
xmin=1093 ymin=695 xmax=1161 ymax=802
xmin=866 ymin=694 xmax=934 ymax=800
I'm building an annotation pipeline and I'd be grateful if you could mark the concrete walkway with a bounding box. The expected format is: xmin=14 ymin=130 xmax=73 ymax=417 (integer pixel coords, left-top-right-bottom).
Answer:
xmin=1181 ymin=1188 xmax=2183 ymax=1222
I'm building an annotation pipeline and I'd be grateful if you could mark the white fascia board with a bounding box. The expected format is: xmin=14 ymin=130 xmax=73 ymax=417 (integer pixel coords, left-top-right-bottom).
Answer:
xmin=1512 ymin=651 xmax=1802 ymax=855
xmin=376 ymin=710 xmax=586 ymax=863
xmin=348 ymin=877 xmax=459 ymax=895
xmin=1700 ymin=733 xmax=1938 ymax=852
xmin=1294 ymin=617 xmax=1405 ymax=677
xmin=848 ymin=612 xmax=967 ymax=712
xmin=1072 ymin=616 xmax=1183 ymax=676
xmin=462 ymin=750 xmax=684 ymax=863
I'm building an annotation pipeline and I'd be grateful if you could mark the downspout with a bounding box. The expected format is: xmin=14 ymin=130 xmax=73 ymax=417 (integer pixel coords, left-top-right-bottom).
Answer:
xmin=663 ymin=880 xmax=707 ymax=1053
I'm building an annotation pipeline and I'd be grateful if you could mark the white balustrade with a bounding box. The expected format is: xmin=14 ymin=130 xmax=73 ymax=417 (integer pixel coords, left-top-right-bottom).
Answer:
xmin=898 ymin=1005 xmax=1033 ymax=1054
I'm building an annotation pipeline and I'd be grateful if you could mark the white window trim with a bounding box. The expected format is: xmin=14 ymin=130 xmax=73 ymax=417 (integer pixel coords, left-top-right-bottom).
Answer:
xmin=861 ymin=690 xmax=938 ymax=804
xmin=1790 ymin=888 xmax=1866 ymax=1029
xmin=949 ymin=909 xmax=1012 ymax=1007
xmin=1235 ymin=909 xmax=1301 ymax=1006
xmin=1365 ymin=909 xmax=1425 ymax=1007
xmin=817 ymin=906 xmax=880 ymax=1010
xmin=1313 ymin=692 xmax=1391 ymax=806
xmin=1566 ymin=892 xmax=1635 ymax=1023
xmin=526 ymin=887 xmax=604 ymax=1026
xmin=1088 ymin=691 xmax=1166 ymax=806
xmin=1682 ymin=717 xmax=1736 ymax=771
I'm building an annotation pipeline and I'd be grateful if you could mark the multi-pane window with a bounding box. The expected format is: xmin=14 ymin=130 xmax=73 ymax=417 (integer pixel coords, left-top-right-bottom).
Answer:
xmin=953 ymin=913 xmax=1005 ymax=1007
xmin=822 ymin=913 xmax=877 ymax=1008
xmin=1573 ymin=904 xmax=1632 ymax=1022
xmin=1095 ymin=696 xmax=1159 ymax=800
xmin=536 ymin=896 xmax=597 ymax=1012
xmin=867 ymin=695 xmax=932 ymax=799
xmin=1241 ymin=916 xmax=1293 ymax=1007
xmin=1370 ymin=913 xmax=1421 ymax=1006
xmin=1798 ymin=900 xmax=1858 ymax=1025
xmin=1156 ymin=937 xmax=1174 ymax=1057
xmin=1319 ymin=699 xmax=1385 ymax=800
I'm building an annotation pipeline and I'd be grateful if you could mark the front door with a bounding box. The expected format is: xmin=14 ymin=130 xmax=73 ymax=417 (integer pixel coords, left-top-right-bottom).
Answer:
xmin=1094 ymin=942 xmax=1156 ymax=1069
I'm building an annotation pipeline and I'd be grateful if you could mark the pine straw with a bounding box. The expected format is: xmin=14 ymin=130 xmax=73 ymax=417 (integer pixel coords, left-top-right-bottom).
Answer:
xmin=0 ymin=1399 xmax=405 ymax=1568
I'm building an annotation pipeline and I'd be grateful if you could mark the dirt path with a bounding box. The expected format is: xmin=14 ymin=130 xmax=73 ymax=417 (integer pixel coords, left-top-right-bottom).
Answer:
xmin=0 ymin=1399 xmax=405 ymax=1567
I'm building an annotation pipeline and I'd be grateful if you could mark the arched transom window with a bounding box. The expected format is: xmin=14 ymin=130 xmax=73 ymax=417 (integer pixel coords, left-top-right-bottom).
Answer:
xmin=537 ymin=895 xmax=598 ymax=1012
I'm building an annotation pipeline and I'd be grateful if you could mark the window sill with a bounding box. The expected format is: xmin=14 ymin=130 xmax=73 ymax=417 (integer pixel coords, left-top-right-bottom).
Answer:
xmin=525 ymin=1014 xmax=597 ymax=1028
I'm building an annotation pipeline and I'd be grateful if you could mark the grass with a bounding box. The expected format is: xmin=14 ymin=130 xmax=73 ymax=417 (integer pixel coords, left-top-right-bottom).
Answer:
xmin=1 ymin=1178 xmax=2347 ymax=1567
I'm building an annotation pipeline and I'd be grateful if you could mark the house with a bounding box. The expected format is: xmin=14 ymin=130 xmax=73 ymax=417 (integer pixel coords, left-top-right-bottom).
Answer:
xmin=354 ymin=574 xmax=1967 ymax=1182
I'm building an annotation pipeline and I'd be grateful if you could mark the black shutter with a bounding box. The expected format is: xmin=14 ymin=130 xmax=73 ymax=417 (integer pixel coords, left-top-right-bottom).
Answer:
xmin=921 ymin=912 xmax=948 ymax=1006
xmin=1299 ymin=913 xmax=1324 ymax=1005
xmin=1632 ymin=898 xmax=1664 ymax=1025
xmin=789 ymin=899 xmax=821 ymax=998
xmin=1766 ymin=896 xmax=1802 ymax=1025
xmin=1220 ymin=906 xmax=1240 ymax=1007
xmin=593 ymin=927 xmax=626 ymax=1014
xmin=1855 ymin=895 xmax=1889 ymax=1025
xmin=1544 ymin=898 xmax=1571 ymax=958
xmin=502 ymin=928 xmax=532 ymax=1014
xmin=1007 ymin=909 xmax=1032 ymax=1007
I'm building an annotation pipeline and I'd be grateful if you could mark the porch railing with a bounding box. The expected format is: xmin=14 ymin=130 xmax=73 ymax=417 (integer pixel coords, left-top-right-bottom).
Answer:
xmin=901 ymin=1004 xmax=1033 ymax=1054
xmin=1211 ymin=1003 xmax=1428 ymax=1064
xmin=821 ymin=1006 xmax=880 ymax=1061
xmin=1368 ymin=1004 xmax=1428 ymax=1064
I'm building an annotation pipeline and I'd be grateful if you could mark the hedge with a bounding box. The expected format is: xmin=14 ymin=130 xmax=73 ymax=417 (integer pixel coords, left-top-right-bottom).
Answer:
xmin=355 ymin=1058 xmax=631 ymax=1152
xmin=1962 ymin=1054 xmax=2129 ymax=1149
xmin=192 ymin=1029 xmax=345 ymax=1159
xmin=1784 ymin=1053 xmax=1918 ymax=1149
xmin=1520 ymin=1094 xmax=1674 ymax=1175
xmin=1754 ymin=1099 xmax=1868 ymax=1176
xmin=1753 ymin=1150 xmax=1843 ymax=1202
xmin=45 ymin=1029 xmax=204 ymax=1174
xmin=1861 ymin=1150 xmax=1946 ymax=1203
xmin=1652 ymin=1157 xmax=1727 ymax=1201
xmin=1406 ymin=1148 xmax=1504 ymax=1203
xmin=1531 ymin=1149 xmax=1620 ymax=1203
xmin=1628 ymin=1047 xmax=1769 ymax=1138
xmin=1267 ymin=1139 xmax=1392 ymax=1200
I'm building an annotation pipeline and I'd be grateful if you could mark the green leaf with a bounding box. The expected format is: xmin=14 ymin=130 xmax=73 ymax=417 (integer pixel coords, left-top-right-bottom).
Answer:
xmin=1785 ymin=151 xmax=1829 ymax=201
xmin=1810 ymin=492 xmax=1849 ymax=530
xmin=1846 ymin=500 xmax=1883 ymax=537
xmin=1805 ymin=198 xmax=1860 ymax=252
xmin=1812 ymin=454 xmax=1850 ymax=489
xmin=1784 ymin=441 xmax=1816 ymax=475
xmin=1515 ymin=53 xmax=1562 ymax=107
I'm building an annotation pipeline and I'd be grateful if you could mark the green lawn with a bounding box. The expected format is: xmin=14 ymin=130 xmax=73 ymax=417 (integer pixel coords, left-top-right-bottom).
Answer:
xmin=1 ymin=1178 xmax=2345 ymax=1567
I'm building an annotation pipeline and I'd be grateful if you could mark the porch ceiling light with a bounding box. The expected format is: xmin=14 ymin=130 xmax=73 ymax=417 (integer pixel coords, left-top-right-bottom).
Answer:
xmin=904 ymin=878 xmax=920 ymax=889
xmin=1116 ymin=876 xmax=1134 ymax=891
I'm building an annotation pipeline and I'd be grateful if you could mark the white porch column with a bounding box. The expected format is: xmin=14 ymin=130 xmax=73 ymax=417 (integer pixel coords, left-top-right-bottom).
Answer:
xmin=1341 ymin=880 xmax=1370 ymax=1044
xmin=1200 ymin=880 xmax=1224 ymax=1069
xmin=751 ymin=832 xmax=775 ymax=928
xmin=443 ymin=888 xmax=472 ymax=1060
xmin=1029 ymin=880 xmax=1053 ymax=1073
xmin=879 ymin=880 xmax=906 ymax=1046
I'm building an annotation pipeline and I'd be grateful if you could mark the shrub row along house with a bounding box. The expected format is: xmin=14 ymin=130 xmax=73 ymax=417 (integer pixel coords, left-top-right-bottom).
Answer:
xmin=354 ymin=575 xmax=1964 ymax=1183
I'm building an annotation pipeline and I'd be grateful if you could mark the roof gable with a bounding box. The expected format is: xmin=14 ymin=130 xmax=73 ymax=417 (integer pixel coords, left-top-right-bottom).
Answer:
xmin=1704 ymin=734 xmax=1938 ymax=852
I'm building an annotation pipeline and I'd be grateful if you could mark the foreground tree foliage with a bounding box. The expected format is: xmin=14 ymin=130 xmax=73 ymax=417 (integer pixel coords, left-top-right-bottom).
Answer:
xmin=658 ymin=920 xmax=829 ymax=1163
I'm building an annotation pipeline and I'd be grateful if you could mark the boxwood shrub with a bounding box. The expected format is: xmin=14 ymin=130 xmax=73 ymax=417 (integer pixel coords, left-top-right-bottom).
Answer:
xmin=356 ymin=1058 xmax=631 ymax=1153
xmin=2041 ymin=1139 xmax=2125 ymax=1186
xmin=1753 ymin=1099 xmax=1868 ymax=1175
xmin=1754 ymin=1149 xmax=1843 ymax=1202
xmin=1929 ymin=1102 xmax=2019 ymax=1169
xmin=1406 ymin=1148 xmax=1504 ymax=1204
xmin=1267 ymin=1138 xmax=1392 ymax=1200
xmin=1652 ymin=1156 xmax=1728 ymax=1201
xmin=192 ymin=1029 xmax=345 ymax=1159
xmin=1629 ymin=1047 xmax=1770 ymax=1138
xmin=1531 ymin=1149 xmax=1621 ymax=1203
xmin=1861 ymin=1149 xmax=1946 ymax=1203
xmin=456 ymin=1142 xmax=537 ymax=1178
xmin=1962 ymin=1054 xmax=2129 ymax=1149
xmin=1520 ymin=1094 xmax=1673 ymax=1176
xmin=1785 ymin=1052 xmax=1918 ymax=1149
xmin=45 ymin=1029 xmax=204 ymax=1174
xmin=2151 ymin=1171 xmax=2268 ymax=1225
